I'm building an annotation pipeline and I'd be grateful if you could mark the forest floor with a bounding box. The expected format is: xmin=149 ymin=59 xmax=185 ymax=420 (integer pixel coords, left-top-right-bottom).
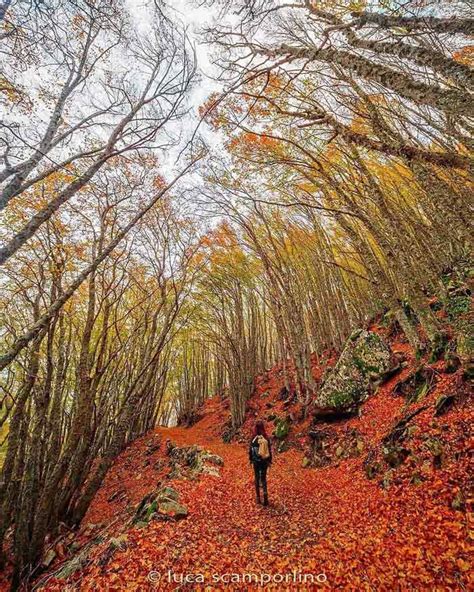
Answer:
xmin=1 ymin=331 xmax=471 ymax=591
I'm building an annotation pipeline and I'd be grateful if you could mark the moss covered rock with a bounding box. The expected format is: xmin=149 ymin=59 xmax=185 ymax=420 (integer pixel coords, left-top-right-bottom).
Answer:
xmin=157 ymin=499 xmax=188 ymax=519
xmin=314 ymin=330 xmax=391 ymax=415
xmin=133 ymin=485 xmax=188 ymax=525
xmin=157 ymin=486 xmax=179 ymax=502
xmin=274 ymin=417 xmax=289 ymax=439
xmin=166 ymin=442 xmax=224 ymax=478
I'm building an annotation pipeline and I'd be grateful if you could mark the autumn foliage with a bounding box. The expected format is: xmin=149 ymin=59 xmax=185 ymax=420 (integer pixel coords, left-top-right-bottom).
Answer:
xmin=6 ymin=317 xmax=468 ymax=592
xmin=1 ymin=0 xmax=473 ymax=589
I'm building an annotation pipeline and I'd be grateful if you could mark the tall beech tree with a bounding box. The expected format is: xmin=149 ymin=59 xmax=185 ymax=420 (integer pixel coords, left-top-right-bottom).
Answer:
xmin=208 ymin=0 xmax=473 ymax=169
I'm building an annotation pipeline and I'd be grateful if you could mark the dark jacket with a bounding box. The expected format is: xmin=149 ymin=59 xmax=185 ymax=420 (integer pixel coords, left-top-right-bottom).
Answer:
xmin=249 ymin=435 xmax=272 ymax=464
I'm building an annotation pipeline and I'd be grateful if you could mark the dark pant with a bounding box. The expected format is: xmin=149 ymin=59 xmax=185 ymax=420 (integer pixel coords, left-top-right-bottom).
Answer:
xmin=253 ymin=461 xmax=268 ymax=502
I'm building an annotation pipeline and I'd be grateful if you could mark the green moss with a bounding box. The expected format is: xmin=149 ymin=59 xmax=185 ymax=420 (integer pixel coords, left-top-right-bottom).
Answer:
xmin=365 ymin=332 xmax=381 ymax=346
xmin=329 ymin=379 xmax=365 ymax=407
xmin=446 ymin=295 xmax=471 ymax=320
xmin=316 ymin=330 xmax=390 ymax=413
xmin=145 ymin=500 xmax=157 ymax=521
xmin=330 ymin=390 xmax=352 ymax=408
xmin=429 ymin=331 xmax=449 ymax=363
xmin=380 ymin=310 xmax=394 ymax=328
xmin=352 ymin=355 xmax=381 ymax=377
xmin=415 ymin=347 xmax=424 ymax=361
xmin=274 ymin=418 xmax=289 ymax=439
xmin=409 ymin=381 xmax=428 ymax=404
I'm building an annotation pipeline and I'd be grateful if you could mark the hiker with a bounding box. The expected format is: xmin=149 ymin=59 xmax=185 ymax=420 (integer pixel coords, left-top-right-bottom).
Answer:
xmin=249 ymin=420 xmax=272 ymax=506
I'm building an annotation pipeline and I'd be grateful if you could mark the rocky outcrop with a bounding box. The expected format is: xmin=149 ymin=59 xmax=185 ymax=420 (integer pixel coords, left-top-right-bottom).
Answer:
xmin=393 ymin=364 xmax=436 ymax=402
xmin=314 ymin=329 xmax=391 ymax=415
xmin=133 ymin=485 xmax=188 ymax=527
xmin=126 ymin=444 xmax=224 ymax=528
xmin=166 ymin=441 xmax=224 ymax=479
xmin=305 ymin=426 xmax=365 ymax=468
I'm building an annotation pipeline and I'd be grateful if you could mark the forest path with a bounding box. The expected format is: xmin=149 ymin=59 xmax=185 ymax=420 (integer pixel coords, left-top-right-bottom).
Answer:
xmin=138 ymin=388 xmax=405 ymax=590
xmin=40 ymin=361 xmax=470 ymax=592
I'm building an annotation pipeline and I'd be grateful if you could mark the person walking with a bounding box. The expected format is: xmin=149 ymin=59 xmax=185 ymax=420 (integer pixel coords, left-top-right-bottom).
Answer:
xmin=249 ymin=420 xmax=272 ymax=506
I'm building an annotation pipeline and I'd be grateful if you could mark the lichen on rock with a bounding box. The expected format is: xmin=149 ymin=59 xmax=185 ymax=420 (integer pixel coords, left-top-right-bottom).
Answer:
xmin=314 ymin=329 xmax=391 ymax=415
xmin=166 ymin=441 xmax=224 ymax=479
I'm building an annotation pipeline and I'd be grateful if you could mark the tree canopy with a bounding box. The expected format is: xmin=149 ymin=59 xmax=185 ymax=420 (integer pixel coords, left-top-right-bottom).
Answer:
xmin=0 ymin=0 xmax=472 ymax=586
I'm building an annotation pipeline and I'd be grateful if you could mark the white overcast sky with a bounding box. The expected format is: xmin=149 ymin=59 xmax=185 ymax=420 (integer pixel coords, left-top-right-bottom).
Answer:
xmin=124 ymin=0 xmax=222 ymax=107
xmin=122 ymin=0 xmax=228 ymax=174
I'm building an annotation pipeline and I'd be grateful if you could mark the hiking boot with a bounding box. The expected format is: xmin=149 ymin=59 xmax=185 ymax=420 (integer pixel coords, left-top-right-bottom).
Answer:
xmin=263 ymin=495 xmax=268 ymax=506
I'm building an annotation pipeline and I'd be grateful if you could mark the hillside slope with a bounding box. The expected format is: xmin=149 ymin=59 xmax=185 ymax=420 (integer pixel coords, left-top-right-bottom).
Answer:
xmin=23 ymin=327 xmax=472 ymax=592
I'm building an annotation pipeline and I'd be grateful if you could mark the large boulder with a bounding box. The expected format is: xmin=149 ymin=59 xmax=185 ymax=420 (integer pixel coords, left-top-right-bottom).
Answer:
xmin=314 ymin=329 xmax=391 ymax=415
